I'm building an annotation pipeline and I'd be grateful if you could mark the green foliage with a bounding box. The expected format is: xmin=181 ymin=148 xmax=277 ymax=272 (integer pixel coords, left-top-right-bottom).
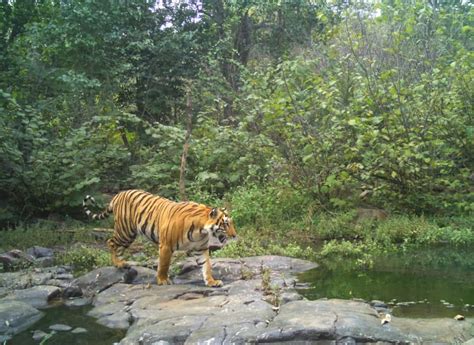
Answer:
xmin=213 ymin=226 xmax=317 ymax=261
xmin=0 ymin=0 xmax=472 ymax=231
xmin=229 ymin=181 xmax=313 ymax=227
xmin=0 ymin=220 xmax=97 ymax=250
xmin=55 ymin=245 xmax=111 ymax=276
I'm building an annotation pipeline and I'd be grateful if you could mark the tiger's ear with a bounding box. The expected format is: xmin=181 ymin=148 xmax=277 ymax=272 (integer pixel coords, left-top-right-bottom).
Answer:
xmin=210 ymin=208 xmax=219 ymax=219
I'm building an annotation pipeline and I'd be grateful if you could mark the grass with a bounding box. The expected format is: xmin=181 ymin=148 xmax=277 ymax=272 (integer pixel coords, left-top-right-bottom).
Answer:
xmin=0 ymin=219 xmax=105 ymax=251
xmin=55 ymin=245 xmax=111 ymax=276
xmin=0 ymin=210 xmax=472 ymax=274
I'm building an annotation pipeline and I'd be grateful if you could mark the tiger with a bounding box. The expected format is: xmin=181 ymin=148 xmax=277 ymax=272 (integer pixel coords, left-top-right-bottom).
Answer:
xmin=82 ymin=189 xmax=237 ymax=287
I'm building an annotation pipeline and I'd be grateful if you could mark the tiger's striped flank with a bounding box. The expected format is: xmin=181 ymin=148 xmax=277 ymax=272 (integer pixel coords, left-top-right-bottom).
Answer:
xmin=83 ymin=189 xmax=236 ymax=287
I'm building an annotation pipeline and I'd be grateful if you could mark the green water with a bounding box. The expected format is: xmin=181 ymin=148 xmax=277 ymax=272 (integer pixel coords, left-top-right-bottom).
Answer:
xmin=8 ymin=305 xmax=126 ymax=345
xmin=298 ymin=247 xmax=474 ymax=318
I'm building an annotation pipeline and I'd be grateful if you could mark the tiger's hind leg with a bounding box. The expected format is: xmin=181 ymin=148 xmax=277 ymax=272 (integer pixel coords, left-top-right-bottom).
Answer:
xmin=107 ymin=226 xmax=137 ymax=269
xmin=107 ymin=239 xmax=129 ymax=268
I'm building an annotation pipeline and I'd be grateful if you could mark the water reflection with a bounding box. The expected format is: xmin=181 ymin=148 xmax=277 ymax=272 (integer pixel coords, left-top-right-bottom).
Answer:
xmin=298 ymin=247 xmax=474 ymax=318
xmin=9 ymin=305 xmax=125 ymax=345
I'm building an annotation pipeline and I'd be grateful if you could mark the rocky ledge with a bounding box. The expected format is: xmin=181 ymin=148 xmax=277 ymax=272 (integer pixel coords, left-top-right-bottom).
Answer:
xmin=1 ymin=255 xmax=473 ymax=344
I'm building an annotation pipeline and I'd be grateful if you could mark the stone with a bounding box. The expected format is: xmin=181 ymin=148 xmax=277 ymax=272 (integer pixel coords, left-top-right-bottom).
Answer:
xmin=64 ymin=297 xmax=91 ymax=307
xmin=26 ymin=246 xmax=54 ymax=259
xmin=0 ymin=335 xmax=11 ymax=343
xmin=32 ymin=329 xmax=49 ymax=341
xmin=0 ymin=271 xmax=53 ymax=290
xmin=49 ymin=323 xmax=72 ymax=331
xmin=3 ymin=285 xmax=61 ymax=308
xmin=122 ymin=267 xmax=138 ymax=284
xmin=62 ymin=285 xmax=83 ymax=298
xmin=73 ymin=267 xmax=138 ymax=296
xmin=280 ymin=291 xmax=303 ymax=304
xmin=370 ymin=299 xmax=388 ymax=309
xmin=34 ymin=256 xmax=55 ymax=268
xmin=0 ymin=250 xmax=34 ymax=271
xmin=55 ymin=273 xmax=74 ymax=280
xmin=129 ymin=266 xmax=157 ymax=285
xmin=96 ymin=310 xmax=131 ymax=329
xmin=3 ymin=256 xmax=465 ymax=345
xmin=0 ymin=287 xmax=7 ymax=298
xmin=87 ymin=302 xmax=124 ymax=319
xmin=71 ymin=327 xmax=88 ymax=334
xmin=0 ymin=300 xmax=43 ymax=337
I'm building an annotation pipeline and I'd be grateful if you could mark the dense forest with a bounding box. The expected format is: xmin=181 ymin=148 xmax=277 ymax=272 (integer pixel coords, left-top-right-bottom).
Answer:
xmin=0 ymin=0 xmax=472 ymax=234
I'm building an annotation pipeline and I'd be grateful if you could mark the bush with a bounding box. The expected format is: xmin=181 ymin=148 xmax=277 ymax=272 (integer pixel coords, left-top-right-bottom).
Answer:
xmin=229 ymin=180 xmax=313 ymax=228
xmin=213 ymin=226 xmax=317 ymax=261
xmin=56 ymin=245 xmax=111 ymax=275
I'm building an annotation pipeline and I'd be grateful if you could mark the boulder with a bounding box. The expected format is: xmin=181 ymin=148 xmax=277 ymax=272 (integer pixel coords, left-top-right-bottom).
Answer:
xmin=62 ymin=285 xmax=83 ymax=298
xmin=26 ymin=246 xmax=54 ymax=259
xmin=2 ymin=285 xmax=61 ymax=308
xmin=0 ymin=266 xmax=73 ymax=290
xmin=79 ymin=256 xmax=472 ymax=345
xmin=0 ymin=250 xmax=34 ymax=271
xmin=64 ymin=297 xmax=92 ymax=307
xmin=73 ymin=267 xmax=134 ymax=296
xmin=34 ymin=256 xmax=55 ymax=268
xmin=0 ymin=300 xmax=43 ymax=338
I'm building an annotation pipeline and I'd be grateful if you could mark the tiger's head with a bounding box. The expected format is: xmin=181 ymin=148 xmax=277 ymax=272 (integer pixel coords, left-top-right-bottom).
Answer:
xmin=206 ymin=207 xmax=237 ymax=250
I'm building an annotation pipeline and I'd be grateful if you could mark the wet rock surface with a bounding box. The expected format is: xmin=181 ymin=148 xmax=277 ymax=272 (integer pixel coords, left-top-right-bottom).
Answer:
xmin=82 ymin=256 xmax=473 ymax=344
xmin=0 ymin=300 xmax=44 ymax=340
xmin=1 ymin=254 xmax=473 ymax=344
xmin=2 ymin=285 xmax=61 ymax=308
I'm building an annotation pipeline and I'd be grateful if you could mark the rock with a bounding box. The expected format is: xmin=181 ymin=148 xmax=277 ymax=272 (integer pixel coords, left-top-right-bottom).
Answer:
xmin=71 ymin=327 xmax=88 ymax=334
xmin=0 ymin=266 xmax=73 ymax=290
xmin=0 ymin=300 xmax=44 ymax=337
xmin=0 ymin=250 xmax=34 ymax=271
xmin=62 ymin=285 xmax=83 ymax=298
xmin=64 ymin=297 xmax=92 ymax=307
xmin=3 ymin=256 xmax=468 ymax=345
xmin=0 ymin=335 xmax=11 ymax=343
xmin=464 ymin=338 xmax=474 ymax=345
xmin=73 ymin=267 xmax=138 ymax=296
xmin=175 ymin=255 xmax=318 ymax=285
xmin=97 ymin=311 xmax=131 ymax=329
xmin=34 ymin=256 xmax=55 ymax=268
xmin=49 ymin=323 xmax=72 ymax=331
xmin=280 ymin=291 xmax=303 ymax=304
xmin=26 ymin=246 xmax=54 ymax=259
xmin=3 ymin=285 xmax=61 ymax=308
xmin=370 ymin=299 xmax=388 ymax=309
xmin=55 ymin=273 xmax=74 ymax=280
xmin=32 ymin=329 xmax=49 ymax=341
xmin=129 ymin=266 xmax=156 ymax=285
xmin=394 ymin=317 xmax=474 ymax=343
xmin=122 ymin=267 xmax=137 ymax=284
xmin=88 ymin=302 xmax=125 ymax=319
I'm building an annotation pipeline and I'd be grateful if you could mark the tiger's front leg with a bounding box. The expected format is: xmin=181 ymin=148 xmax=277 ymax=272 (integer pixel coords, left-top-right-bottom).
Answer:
xmin=202 ymin=250 xmax=223 ymax=287
xmin=157 ymin=244 xmax=172 ymax=285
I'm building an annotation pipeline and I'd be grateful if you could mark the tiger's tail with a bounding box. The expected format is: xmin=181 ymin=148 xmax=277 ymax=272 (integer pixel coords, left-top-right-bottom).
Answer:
xmin=83 ymin=195 xmax=112 ymax=220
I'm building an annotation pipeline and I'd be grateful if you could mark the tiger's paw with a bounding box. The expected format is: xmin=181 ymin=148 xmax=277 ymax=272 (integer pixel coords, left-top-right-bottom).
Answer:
xmin=114 ymin=260 xmax=130 ymax=269
xmin=206 ymin=279 xmax=223 ymax=288
xmin=157 ymin=277 xmax=172 ymax=286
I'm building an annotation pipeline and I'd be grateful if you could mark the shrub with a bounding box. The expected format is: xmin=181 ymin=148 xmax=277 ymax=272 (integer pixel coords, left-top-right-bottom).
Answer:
xmin=55 ymin=245 xmax=111 ymax=275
